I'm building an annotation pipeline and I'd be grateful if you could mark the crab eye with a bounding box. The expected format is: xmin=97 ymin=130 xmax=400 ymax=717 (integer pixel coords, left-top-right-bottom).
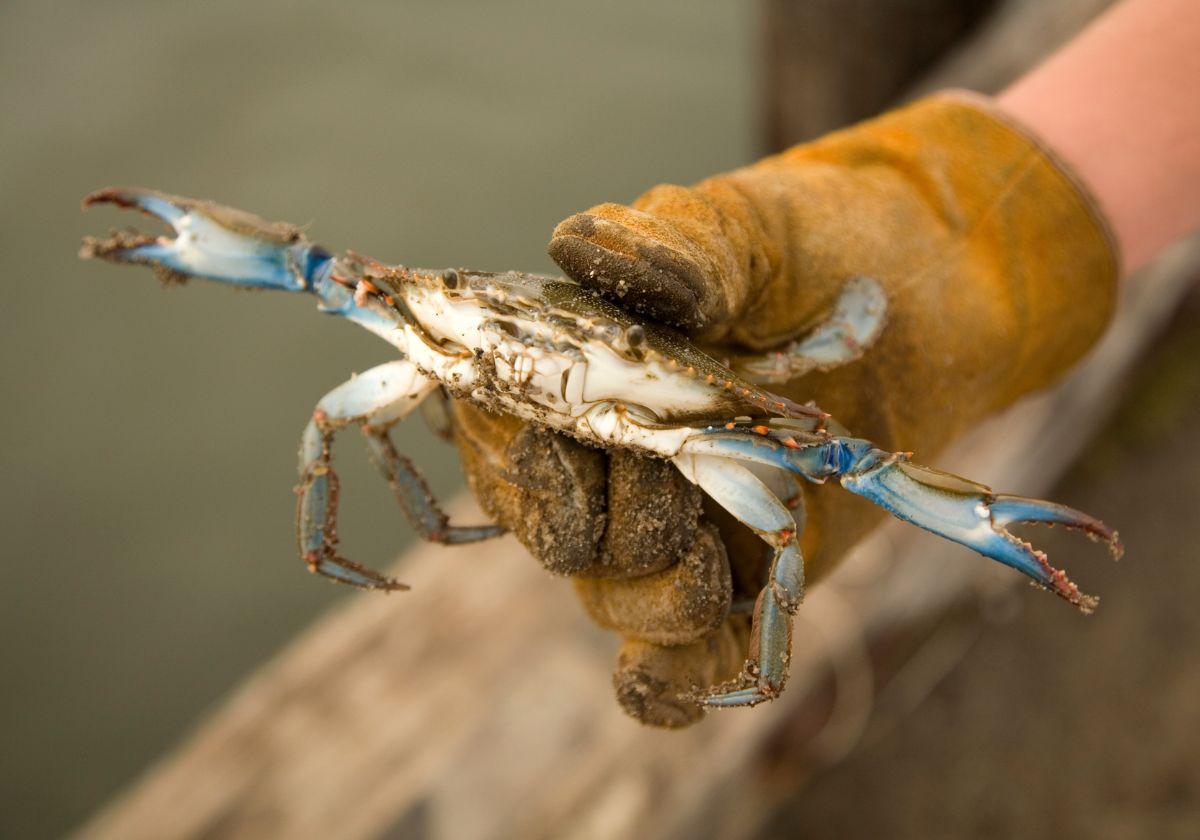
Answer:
xmin=625 ymin=325 xmax=646 ymax=348
xmin=440 ymin=269 xmax=460 ymax=289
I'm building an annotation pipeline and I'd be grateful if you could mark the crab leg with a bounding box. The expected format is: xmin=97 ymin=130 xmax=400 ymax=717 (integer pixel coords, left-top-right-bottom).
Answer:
xmin=838 ymin=455 xmax=1118 ymax=611
xmin=672 ymin=454 xmax=806 ymax=707
xmin=682 ymin=424 xmax=1120 ymax=614
xmin=297 ymin=360 xmax=504 ymax=591
xmin=81 ymin=187 xmax=400 ymax=343
xmin=362 ymin=431 xmax=507 ymax=545
xmin=730 ymin=276 xmax=887 ymax=384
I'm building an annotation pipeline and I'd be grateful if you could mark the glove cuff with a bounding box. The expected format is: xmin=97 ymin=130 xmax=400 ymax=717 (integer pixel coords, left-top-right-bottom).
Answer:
xmin=938 ymin=88 xmax=1122 ymax=274
xmin=756 ymin=91 xmax=1122 ymax=407
xmin=920 ymin=90 xmax=1121 ymax=405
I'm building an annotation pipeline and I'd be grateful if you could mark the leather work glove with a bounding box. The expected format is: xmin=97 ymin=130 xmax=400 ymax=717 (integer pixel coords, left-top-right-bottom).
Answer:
xmin=451 ymin=92 xmax=1119 ymax=727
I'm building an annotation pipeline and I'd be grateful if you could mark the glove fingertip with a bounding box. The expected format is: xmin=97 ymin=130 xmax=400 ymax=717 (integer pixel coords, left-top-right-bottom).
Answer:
xmin=614 ymin=641 xmax=706 ymax=728
xmin=549 ymin=214 xmax=710 ymax=330
xmin=612 ymin=619 xmax=750 ymax=728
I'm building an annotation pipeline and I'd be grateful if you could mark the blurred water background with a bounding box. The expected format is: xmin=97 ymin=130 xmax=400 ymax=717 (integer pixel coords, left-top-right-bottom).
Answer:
xmin=0 ymin=3 xmax=752 ymax=836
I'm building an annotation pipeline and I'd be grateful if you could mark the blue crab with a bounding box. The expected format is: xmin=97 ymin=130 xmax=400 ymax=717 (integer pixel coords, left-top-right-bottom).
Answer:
xmin=81 ymin=188 xmax=1121 ymax=708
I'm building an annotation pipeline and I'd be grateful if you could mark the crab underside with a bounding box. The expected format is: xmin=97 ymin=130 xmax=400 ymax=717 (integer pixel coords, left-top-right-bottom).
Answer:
xmin=82 ymin=187 xmax=1122 ymax=709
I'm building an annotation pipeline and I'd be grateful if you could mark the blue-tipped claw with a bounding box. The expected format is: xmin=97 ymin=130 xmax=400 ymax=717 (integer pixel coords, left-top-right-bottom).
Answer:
xmin=841 ymin=457 xmax=1119 ymax=612
xmin=685 ymin=423 xmax=1119 ymax=615
xmin=80 ymin=187 xmax=407 ymax=340
xmin=81 ymin=187 xmax=323 ymax=292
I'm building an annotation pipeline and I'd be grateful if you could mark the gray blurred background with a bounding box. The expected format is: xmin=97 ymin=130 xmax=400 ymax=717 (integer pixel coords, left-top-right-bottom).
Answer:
xmin=0 ymin=2 xmax=751 ymax=835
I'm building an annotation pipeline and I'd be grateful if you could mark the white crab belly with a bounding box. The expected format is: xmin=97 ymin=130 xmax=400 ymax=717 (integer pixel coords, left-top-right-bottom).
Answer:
xmin=575 ymin=344 xmax=723 ymax=418
xmin=473 ymin=340 xmax=708 ymax=455
xmin=399 ymin=290 xmax=723 ymax=456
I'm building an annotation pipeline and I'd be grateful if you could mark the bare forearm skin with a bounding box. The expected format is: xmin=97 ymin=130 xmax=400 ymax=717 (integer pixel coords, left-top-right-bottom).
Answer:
xmin=998 ymin=0 xmax=1200 ymax=274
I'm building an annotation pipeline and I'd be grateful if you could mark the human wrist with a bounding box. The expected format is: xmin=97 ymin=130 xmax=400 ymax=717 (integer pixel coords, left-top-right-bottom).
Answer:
xmin=939 ymin=88 xmax=1122 ymax=276
xmin=996 ymin=0 xmax=1200 ymax=273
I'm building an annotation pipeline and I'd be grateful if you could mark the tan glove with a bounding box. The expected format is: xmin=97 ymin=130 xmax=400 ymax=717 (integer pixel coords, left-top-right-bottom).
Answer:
xmin=452 ymin=92 xmax=1118 ymax=727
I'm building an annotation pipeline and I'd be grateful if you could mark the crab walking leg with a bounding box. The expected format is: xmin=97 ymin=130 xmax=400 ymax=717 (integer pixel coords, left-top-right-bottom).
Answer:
xmin=731 ymin=276 xmax=887 ymax=384
xmin=297 ymin=361 xmax=432 ymax=590
xmin=362 ymin=431 xmax=506 ymax=545
xmin=681 ymin=424 xmax=1121 ymax=614
xmin=671 ymin=454 xmax=806 ymax=707
xmin=297 ymin=361 xmax=503 ymax=591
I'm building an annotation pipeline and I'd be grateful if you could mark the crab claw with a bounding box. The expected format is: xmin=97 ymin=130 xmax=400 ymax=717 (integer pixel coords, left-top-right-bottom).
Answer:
xmin=81 ymin=187 xmax=327 ymax=292
xmin=842 ymin=454 xmax=1120 ymax=612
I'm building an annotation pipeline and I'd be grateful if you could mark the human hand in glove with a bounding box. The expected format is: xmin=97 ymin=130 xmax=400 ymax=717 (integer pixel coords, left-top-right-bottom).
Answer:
xmin=452 ymin=91 xmax=1119 ymax=727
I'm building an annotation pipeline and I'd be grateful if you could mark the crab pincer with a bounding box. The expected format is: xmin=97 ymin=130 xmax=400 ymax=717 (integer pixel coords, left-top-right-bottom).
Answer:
xmin=80 ymin=187 xmax=401 ymax=337
xmin=840 ymin=455 xmax=1121 ymax=612
xmin=81 ymin=187 xmax=324 ymax=291
xmin=676 ymin=424 xmax=1120 ymax=706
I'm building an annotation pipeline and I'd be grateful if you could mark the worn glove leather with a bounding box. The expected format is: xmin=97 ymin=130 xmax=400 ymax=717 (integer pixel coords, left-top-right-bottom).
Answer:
xmin=451 ymin=92 xmax=1119 ymax=727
